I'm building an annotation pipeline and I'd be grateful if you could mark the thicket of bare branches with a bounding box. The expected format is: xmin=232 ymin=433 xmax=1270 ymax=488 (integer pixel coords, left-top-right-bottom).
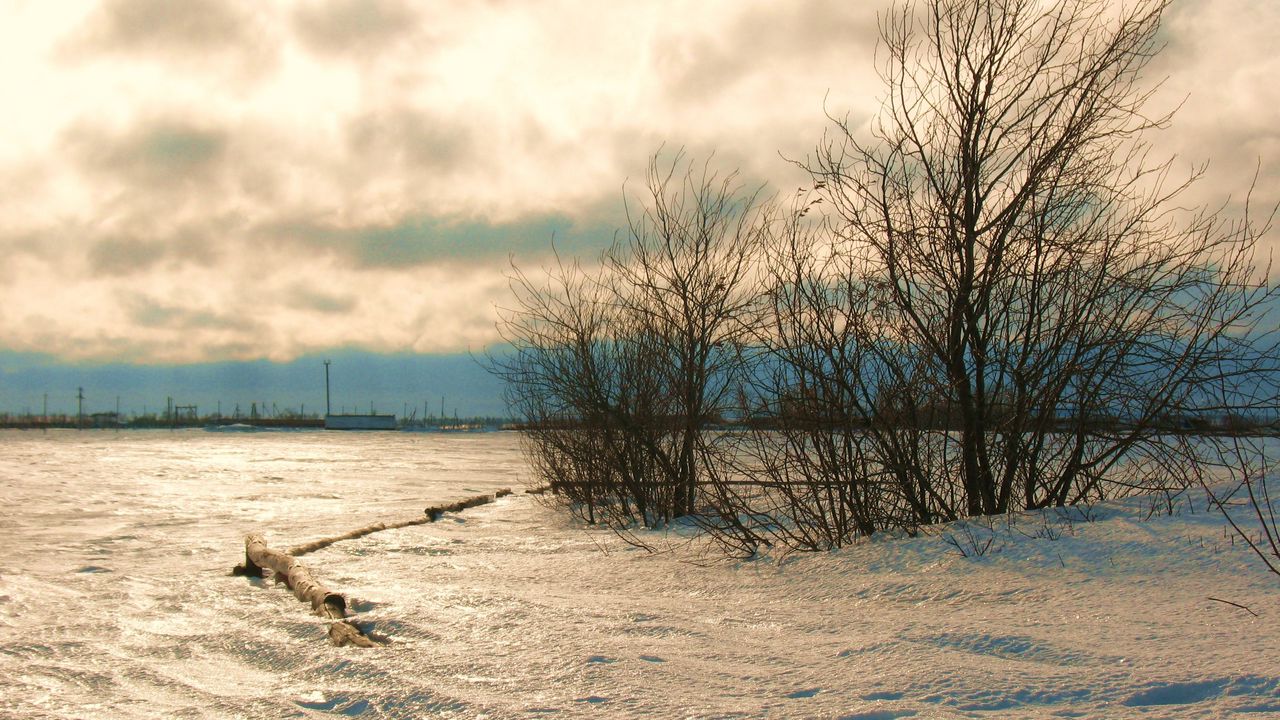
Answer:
xmin=493 ymin=152 xmax=771 ymax=534
xmin=496 ymin=0 xmax=1278 ymax=556
xmin=742 ymin=0 xmax=1274 ymax=534
xmin=1198 ymin=437 xmax=1279 ymax=579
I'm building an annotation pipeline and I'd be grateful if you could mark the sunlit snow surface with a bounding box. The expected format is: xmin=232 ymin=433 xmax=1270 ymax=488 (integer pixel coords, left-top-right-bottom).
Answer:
xmin=1 ymin=429 xmax=1277 ymax=719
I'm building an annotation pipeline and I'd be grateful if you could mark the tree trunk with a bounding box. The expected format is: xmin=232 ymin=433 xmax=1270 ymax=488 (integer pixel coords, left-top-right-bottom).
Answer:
xmin=232 ymin=489 xmax=512 ymax=646
xmin=235 ymin=533 xmax=378 ymax=647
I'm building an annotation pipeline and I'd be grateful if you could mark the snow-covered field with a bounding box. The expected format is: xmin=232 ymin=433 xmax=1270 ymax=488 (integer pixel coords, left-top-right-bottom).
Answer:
xmin=0 ymin=429 xmax=1276 ymax=719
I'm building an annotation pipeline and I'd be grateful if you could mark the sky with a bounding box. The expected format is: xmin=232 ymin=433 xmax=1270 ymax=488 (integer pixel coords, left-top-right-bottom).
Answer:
xmin=1 ymin=0 xmax=1278 ymax=418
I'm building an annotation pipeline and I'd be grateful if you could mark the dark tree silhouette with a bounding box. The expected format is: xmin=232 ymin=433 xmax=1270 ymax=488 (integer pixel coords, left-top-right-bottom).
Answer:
xmin=494 ymin=152 xmax=771 ymax=532
xmin=496 ymin=0 xmax=1278 ymax=556
xmin=789 ymin=0 xmax=1277 ymax=520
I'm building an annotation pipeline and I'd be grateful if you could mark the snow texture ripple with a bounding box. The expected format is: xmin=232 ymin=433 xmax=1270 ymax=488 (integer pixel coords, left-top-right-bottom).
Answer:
xmin=0 ymin=429 xmax=1276 ymax=718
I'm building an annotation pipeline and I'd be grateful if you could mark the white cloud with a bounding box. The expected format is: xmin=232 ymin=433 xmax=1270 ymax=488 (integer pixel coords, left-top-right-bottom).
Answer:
xmin=0 ymin=0 xmax=1276 ymax=364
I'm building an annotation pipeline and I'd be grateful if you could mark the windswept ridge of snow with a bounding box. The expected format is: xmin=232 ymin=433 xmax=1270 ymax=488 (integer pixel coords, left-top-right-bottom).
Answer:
xmin=0 ymin=431 xmax=1276 ymax=718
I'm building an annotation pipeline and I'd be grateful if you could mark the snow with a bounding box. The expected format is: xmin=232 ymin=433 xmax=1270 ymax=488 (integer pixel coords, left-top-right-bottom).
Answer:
xmin=0 ymin=429 xmax=1277 ymax=718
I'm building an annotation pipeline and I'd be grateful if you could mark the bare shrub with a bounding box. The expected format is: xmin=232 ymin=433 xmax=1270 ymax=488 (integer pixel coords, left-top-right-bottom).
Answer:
xmin=494 ymin=152 xmax=771 ymax=538
xmin=1201 ymin=435 xmax=1280 ymax=578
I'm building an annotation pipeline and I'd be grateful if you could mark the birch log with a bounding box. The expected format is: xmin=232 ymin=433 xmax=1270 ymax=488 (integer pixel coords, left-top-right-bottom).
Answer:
xmin=233 ymin=489 xmax=514 ymax=646
xmin=235 ymin=534 xmax=378 ymax=647
xmin=288 ymin=489 xmax=513 ymax=556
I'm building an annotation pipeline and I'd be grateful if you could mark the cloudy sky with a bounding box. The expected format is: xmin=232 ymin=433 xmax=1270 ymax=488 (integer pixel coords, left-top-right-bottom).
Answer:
xmin=1 ymin=0 xmax=1277 ymax=416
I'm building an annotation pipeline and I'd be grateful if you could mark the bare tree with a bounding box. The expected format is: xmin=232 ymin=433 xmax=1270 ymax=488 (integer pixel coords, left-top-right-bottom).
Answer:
xmin=786 ymin=0 xmax=1278 ymax=523
xmin=1199 ymin=435 xmax=1279 ymax=579
xmin=496 ymin=0 xmax=1277 ymax=557
xmin=494 ymin=152 xmax=772 ymax=534
xmin=609 ymin=152 xmax=771 ymax=518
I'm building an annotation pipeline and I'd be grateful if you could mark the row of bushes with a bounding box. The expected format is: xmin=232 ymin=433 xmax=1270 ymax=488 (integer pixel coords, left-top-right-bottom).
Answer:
xmin=492 ymin=0 xmax=1278 ymax=555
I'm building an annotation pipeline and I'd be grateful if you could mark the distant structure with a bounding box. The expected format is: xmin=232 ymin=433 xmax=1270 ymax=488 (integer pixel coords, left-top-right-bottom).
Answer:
xmin=325 ymin=414 xmax=397 ymax=431
xmin=89 ymin=412 xmax=121 ymax=429
xmin=322 ymin=359 xmax=396 ymax=431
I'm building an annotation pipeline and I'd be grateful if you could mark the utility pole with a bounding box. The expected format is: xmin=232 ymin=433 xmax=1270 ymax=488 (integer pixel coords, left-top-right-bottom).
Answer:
xmin=324 ymin=360 xmax=332 ymax=417
xmin=77 ymin=387 xmax=84 ymax=429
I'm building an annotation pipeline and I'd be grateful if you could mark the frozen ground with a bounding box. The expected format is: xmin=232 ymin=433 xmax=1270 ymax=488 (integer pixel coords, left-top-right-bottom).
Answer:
xmin=0 ymin=430 xmax=1276 ymax=719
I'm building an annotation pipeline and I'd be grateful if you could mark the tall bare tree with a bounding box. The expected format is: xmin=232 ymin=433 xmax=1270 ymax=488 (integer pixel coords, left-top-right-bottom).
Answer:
xmin=794 ymin=0 xmax=1278 ymax=519
xmin=495 ymin=152 xmax=772 ymax=531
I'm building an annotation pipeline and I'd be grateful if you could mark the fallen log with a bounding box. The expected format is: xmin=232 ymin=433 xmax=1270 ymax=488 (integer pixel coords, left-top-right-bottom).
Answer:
xmin=234 ymin=534 xmax=378 ymax=647
xmin=425 ymin=488 xmax=513 ymax=521
xmin=233 ymin=489 xmax=513 ymax=646
xmin=288 ymin=489 xmax=512 ymax=556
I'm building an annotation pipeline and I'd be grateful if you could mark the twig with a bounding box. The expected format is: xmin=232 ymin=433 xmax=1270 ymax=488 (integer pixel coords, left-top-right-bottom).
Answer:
xmin=1207 ymin=596 xmax=1259 ymax=617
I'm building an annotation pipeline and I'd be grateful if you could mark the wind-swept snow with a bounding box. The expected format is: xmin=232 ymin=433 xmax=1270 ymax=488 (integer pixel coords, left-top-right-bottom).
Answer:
xmin=0 ymin=430 xmax=1276 ymax=718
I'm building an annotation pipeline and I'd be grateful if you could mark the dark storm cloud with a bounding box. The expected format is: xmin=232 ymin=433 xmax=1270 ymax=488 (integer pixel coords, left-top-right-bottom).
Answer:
xmin=292 ymin=0 xmax=420 ymax=56
xmin=65 ymin=118 xmax=230 ymax=192
xmin=85 ymin=0 xmax=249 ymax=49
xmin=87 ymin=226 xmax=226 ymax=278
xmin=87 ymin=237 xmax=167 ymax=277
xmin=0 ymin=227 xmax=59 ymax=265
xmin=284 ymin=285 xmax=359 ymax=315
xmin=60 ymin=116 xmax=248 ymax=279
xmin=62 ymin=0 xmax=276 ymax=75
xmin=262 ymin=213 xmax=613 ymax=269
xmin=122 ymin=292 xmax=262 ymax=334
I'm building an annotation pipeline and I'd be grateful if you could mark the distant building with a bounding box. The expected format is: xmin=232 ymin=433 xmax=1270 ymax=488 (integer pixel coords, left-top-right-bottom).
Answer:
xmin=89 ymin=412 xmax=122 ymax=429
